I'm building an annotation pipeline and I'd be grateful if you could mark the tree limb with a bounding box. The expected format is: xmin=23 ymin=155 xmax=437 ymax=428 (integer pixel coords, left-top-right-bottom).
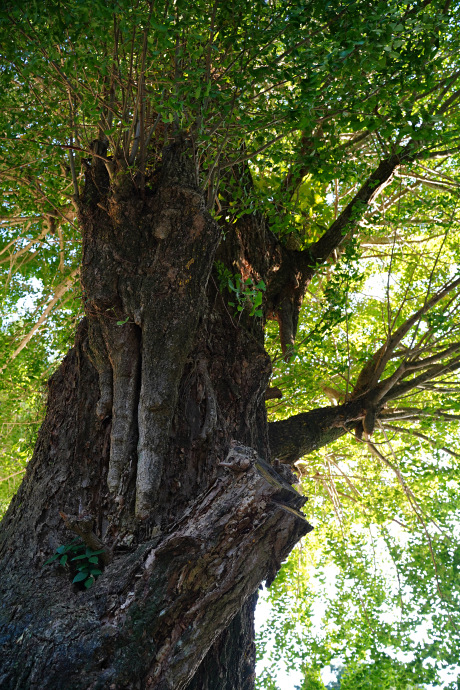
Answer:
xmin=307 ymin=148 xmax=412 ymax=269
xmin=269 ymin=399 xmax=365 ymax=464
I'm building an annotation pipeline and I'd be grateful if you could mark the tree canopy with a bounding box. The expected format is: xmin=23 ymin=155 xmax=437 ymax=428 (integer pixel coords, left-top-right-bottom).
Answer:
xmin=1 ymin=0 xmax=460 ymax=687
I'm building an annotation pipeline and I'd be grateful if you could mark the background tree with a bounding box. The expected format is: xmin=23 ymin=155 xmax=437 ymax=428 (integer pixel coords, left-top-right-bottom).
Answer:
xmin=1 ymin=1 xmax=460 ymax=688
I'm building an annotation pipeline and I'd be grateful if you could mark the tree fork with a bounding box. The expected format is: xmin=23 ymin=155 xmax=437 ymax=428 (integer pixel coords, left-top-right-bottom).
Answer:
xmin=218 ymin=146 xmax=414 ymax=360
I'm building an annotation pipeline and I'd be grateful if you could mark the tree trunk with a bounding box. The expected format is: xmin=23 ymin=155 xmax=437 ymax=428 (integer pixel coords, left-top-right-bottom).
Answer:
xmin=0 ymin=140 xmax=311 ymax=689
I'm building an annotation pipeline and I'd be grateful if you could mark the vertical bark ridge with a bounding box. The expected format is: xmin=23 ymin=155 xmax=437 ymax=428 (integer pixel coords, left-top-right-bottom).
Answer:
xmin=79 ymin=139 xmax=222 ymax=518
xmin=103 ymin=320 xmax=141 ymax=494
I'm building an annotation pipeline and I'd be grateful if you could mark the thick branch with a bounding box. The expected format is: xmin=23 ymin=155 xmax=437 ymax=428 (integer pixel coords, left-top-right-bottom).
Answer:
xmin=264 ymin=147 xmax=414 ymax=357
xmin=269 ymin=365 xmax=460 ymax=464
xmin=308 ymin=150 xmax=409 ymax=268
xmin=269 ymin=399 xmax=365 ymax=464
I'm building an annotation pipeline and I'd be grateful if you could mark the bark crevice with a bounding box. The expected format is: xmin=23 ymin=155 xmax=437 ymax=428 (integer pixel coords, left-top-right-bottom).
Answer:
xmin=80 ymin=139 xmax=222 ymax=518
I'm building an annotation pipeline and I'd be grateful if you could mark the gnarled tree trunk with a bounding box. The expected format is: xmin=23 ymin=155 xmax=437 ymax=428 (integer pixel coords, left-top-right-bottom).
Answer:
xmin=0 ymin=139 xmax=311 ymax=689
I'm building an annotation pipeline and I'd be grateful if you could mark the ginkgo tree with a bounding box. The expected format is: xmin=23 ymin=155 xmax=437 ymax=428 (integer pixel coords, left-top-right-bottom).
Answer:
xmin=1 ymin=1 xmax=460 ymax=688
xmin=258 ymin=166 xmax=460 ymax=687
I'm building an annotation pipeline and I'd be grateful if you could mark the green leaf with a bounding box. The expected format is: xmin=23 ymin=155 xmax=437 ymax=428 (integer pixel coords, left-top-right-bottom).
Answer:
xmin=72 ymin=571 xmax=88 ymax=583
xmin=75 ymin=564 xmax=90 ymax=572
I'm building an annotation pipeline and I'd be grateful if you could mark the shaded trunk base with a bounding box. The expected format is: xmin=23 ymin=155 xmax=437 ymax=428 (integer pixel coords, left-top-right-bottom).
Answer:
xmin=0 ymin=329 xmax=311 ymax=689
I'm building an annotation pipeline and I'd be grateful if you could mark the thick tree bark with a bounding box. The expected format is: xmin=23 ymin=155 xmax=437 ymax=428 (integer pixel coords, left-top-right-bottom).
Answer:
xmin=0 ymin=140 xmax=311 ymax=689
xmin=269 ymin=399 xmax=366 ymax=465
xmin=185 ymin=594 xmax=258 ymax=690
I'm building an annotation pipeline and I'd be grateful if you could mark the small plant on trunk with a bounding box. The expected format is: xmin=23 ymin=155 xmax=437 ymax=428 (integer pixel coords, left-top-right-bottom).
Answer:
xmin=44 ymin=539 xmax=105 ymax=589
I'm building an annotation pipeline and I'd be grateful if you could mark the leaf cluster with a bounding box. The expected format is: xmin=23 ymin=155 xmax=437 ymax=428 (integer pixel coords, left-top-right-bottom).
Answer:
xmin=44 ymin=539 xmax=105 ymax=589
xmin=215 ymin=260 xmax=266 ymax=317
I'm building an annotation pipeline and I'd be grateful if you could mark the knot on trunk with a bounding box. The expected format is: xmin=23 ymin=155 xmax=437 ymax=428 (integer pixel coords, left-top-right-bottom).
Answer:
xmin=354 ymin=399 xmax=379 ymax=440
xmin=272 ymin=459 xmax=299 ymax=486
xmin=59 ymin=511 xmax=112 ymax=565
xmin=219 ymin=441 xmax=257 ymax=472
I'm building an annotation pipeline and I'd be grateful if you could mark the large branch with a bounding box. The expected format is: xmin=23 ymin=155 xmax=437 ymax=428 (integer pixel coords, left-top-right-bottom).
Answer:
xmin=264 ymin=147 xmax=413 ymax=357
xmin=269 ymin=350 xmax=460 ymax=464
xmin=269 ymin=399 xmax=366 ymax=464
xmin=307 ymin=149 xmax=410 ymax=269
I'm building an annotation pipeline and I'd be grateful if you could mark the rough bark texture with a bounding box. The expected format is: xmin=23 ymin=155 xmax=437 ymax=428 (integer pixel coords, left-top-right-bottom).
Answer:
xmin=269 ymin=399 xmax=366 ymax=464
xmin=0 ymin=139 xmax=312 ymax=689
xmin=185 ymin=594 xmax=258 ymax=690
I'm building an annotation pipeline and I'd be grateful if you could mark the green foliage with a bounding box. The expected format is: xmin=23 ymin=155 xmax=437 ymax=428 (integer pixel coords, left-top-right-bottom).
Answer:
xmin=44 ymin=540 xmax=105 ymax=589
xmin=215 ymin=261 xmax=266 ymax=318
xmin=297 ymin=667 xmax=328 ymax=689
xmin=260 ymin=128 xmax=460 ymax=690
xmin=0 ymin=287 xmax=82 ymax=517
